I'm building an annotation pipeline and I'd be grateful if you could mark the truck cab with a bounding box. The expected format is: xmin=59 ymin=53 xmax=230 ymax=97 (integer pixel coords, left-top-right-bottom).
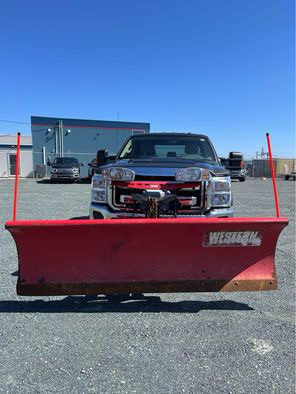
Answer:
xmin=90 ymin=133 xmax=233 ymax=219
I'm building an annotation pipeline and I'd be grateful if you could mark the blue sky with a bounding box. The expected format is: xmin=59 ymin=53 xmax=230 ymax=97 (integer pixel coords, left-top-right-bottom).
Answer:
xmin=0 ymin=0 xmax=294 ymax=157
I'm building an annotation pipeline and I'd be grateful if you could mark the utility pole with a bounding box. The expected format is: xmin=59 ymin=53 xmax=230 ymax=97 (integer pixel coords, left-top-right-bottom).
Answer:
xmin=55 ymin=120 xmax=64 ymax=157
xmin=60 ymin=120 xmax=64 ymax=157
xmin=55 ymin=123 xmax=59 ymax=155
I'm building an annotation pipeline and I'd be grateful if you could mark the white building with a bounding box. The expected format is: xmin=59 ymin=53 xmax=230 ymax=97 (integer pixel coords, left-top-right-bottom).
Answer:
xmin=0 ymin=135 xmax=33 ymax=178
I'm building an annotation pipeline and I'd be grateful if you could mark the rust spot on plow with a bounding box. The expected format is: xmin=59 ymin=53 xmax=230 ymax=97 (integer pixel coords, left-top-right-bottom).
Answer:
xmin=17 ymin=279 xmax=278 ymax=296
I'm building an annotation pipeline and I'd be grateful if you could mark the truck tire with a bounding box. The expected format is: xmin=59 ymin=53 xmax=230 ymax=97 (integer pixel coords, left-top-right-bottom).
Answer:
xmin=239 ymin=177 xmax=246 ymax=182
xmin=285 ymin=175 xmax=290 ymax=180
xmin=93 ymin=212 xmax=104 ymax=219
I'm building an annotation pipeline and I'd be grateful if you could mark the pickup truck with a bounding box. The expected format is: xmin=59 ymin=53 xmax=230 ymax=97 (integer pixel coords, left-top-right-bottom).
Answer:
xmin=47 ymin=157 xmax=82 ymax=183
xmin=220 ymin=152 xmax=246 ymax=182
xmin=89 ymin=133 xmax=233 ymax=219
xmin=284 ymin=171 xmax=296 ymax=180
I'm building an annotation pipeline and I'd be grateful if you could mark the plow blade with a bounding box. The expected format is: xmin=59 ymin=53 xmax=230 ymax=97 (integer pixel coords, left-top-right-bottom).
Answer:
xmin=5 ymin=217 xmax=287 ymax=296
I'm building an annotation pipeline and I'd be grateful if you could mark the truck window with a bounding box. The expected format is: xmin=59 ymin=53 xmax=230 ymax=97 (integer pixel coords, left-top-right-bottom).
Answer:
xmin=119 ymin=136 xmax=216 ymax=162
xmin=53 ymin=157 xmax=80 ymax=166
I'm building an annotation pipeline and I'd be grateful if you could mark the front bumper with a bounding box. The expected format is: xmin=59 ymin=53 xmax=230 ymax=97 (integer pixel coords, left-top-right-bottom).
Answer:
xmin=90 ymin=202 xmax=234 ymax=219
xmin=51 ymin=173 xmax=80 ymax=180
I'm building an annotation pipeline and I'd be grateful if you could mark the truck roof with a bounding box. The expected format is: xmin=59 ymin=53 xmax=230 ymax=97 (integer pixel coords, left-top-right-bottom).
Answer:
xmin=132 ymin=133 xmax=209 ymax=139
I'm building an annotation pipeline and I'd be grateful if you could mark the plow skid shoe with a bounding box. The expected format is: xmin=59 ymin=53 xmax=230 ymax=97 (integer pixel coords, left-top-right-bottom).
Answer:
xmin=5 ymin=217 xmax=288 ymax=296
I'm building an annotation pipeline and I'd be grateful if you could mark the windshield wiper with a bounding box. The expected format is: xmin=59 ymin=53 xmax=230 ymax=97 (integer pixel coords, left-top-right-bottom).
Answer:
xmin=123 ymin=155 xmax=157 ymax=159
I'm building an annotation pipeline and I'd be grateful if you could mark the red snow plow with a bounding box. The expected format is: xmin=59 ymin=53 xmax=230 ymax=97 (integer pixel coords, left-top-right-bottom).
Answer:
xmin=5 ymin=133 xmax=288 ymax=296
xmin=6 ymin=217 xmax=287 ymax=295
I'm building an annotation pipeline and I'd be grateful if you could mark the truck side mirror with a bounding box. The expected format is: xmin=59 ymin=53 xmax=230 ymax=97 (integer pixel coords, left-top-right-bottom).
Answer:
xmin=219 ymin=157 xmax=228 ymax=165
xmin=47 ymin=161 xmax=52 ymax=166
xmin=97 ymin=150 xmax=108 ymax=166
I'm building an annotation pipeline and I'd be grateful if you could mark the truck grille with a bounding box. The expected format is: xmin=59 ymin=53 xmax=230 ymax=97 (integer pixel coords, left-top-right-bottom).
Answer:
xmin=111 ymin=182 xmax=205 ymax=213
xmin=134 ymin=175 xmax=175 ymax=181
xmin=57 ymin=169 xmax=73 ymax=174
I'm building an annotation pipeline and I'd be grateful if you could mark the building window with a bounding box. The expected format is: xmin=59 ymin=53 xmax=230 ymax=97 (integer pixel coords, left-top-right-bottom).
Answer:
xmin=9 ymin=154 xmax=19 ymax=176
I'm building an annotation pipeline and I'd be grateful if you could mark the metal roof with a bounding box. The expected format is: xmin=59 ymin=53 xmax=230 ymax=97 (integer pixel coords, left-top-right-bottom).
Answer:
xmin=31 ymin=116 xmax=150 ymax=131
xmin=0 ymin=134 xmax=32 ymax=146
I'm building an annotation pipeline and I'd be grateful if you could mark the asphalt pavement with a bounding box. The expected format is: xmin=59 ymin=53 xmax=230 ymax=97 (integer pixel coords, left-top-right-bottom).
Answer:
xmin=0 ymin=177 xmax=295 ymax=393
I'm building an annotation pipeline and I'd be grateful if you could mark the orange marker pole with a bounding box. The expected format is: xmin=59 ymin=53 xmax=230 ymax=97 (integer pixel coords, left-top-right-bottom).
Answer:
xmin=12 ymin=132 xmax=21 ymax=221
xmin=266 ymin=132 xmax=280 ymax=218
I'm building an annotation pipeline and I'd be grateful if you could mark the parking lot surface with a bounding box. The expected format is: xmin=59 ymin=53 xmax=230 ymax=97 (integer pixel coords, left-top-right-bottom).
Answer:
xmin=0 ymin=178 xmax=295 ymax=393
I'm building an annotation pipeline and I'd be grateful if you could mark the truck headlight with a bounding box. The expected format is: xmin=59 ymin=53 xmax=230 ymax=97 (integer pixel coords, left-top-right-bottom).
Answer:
xmin=213 ymin=180 xmax=231 ymax=192
xmin=92 ymin=177 xmax=106 ymax=188
xmin=175 ymin=167 xmax=209 ymax=182
xmin=73 ymin=168 xmax=79 ymax=173
xmin=212 ymin=193 xmax=231 ymax=206
xmin=51 ymin=168 xmax=57 ymax=173
xmin=102 ymin=167 xmax=135 ymax=181
xmin=92 ymin=175 xmax=108 ymax=203
xmin=210 ymin=177 xmax=232 ymax=207
xmin=92 ymin=189 xmax=106 ymax=202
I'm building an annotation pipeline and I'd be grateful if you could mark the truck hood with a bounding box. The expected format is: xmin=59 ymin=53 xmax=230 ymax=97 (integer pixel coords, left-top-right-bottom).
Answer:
xmin=52 ymin=164 xmax=79 ymax=169
xmin=100 ymin=158 xmax=229 ymax=177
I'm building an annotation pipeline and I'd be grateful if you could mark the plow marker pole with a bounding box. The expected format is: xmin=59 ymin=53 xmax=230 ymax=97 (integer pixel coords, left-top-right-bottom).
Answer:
xmin=266 ymin=132 xmax=280 ymax=218
xmin=12 ymin=132 xmax=21 ymax=221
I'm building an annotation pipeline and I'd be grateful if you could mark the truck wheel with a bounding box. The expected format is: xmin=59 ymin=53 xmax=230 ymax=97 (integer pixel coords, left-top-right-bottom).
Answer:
xmin=239 ymin=177 xmax=245 ymax=182
xmin=285 ymin=175 xmax=290 ymax=180
xmin=92 ymin=212 xmax=104 ymax=220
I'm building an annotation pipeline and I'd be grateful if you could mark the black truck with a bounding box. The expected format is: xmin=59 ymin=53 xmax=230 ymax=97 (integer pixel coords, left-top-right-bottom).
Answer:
xmin=219 ymin=152 xmax=246 ymax=182
xmin=89 ymin=133 xmax=233 ymax=219
xmin=47 ymin=157 xmax=83 ymax=183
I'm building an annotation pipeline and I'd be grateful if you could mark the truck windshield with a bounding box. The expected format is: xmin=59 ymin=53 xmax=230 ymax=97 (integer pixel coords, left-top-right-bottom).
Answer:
xmin=119 ymin=136 xmax=217 ymax=162
xmin=53 ymin=158 xmax=80 ymax=166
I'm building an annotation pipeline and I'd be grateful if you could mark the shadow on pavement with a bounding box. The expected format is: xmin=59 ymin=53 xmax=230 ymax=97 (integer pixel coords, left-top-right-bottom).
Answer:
xmin=10 ymin=271 xmax=18 ymax=276
xmin=69 ymin=216 xmax=90 ymax=220
xmin=36 ymin=179 xmax=51 ymax=184
xmin=36 ymin=178 xmax=91 ymax=184
xmin=0 ymin=295 xmax=254 ymax=313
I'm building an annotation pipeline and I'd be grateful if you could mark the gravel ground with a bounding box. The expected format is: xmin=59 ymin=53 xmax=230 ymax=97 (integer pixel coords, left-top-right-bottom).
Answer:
xmin=0 ymin=177 xmax=295 ymax=393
